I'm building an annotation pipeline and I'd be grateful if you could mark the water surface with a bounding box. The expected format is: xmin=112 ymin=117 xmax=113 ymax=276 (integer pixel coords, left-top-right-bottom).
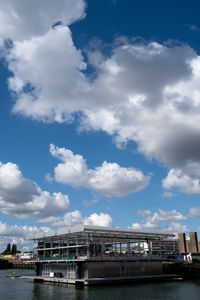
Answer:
xmin=1 ymin=269 xmax=200 ymax=300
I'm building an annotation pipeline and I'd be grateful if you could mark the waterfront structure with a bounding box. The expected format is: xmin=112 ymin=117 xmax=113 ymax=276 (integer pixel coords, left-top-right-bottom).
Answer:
xmin=32 ymin=225 xmax=178 ymax=285
xmin=177 ymin=232 xmax=199 ymax=255
xmin=178 ymin=233 xmax=187 ymax=254
xmin=189 ymin=232 xmax=199 ymax=253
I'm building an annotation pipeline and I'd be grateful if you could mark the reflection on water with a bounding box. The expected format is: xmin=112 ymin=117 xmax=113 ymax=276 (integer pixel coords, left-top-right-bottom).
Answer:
xmin=1 ymin=269 xmax=200 ymax=300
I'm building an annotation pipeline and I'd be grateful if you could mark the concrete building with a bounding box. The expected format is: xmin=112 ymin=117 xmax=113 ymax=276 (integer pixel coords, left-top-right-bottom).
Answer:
xmin=189 ymin=232 xmax=199 ymax=253
xmin=32 ymin=225 xmax=177 ymax=285
xmin=177 ymin=232 xmax=199 ymax=254
xmin=186 ymin=241 xmax=190 ymax=253
xmin=178 ymin=233 xmax=187 ymax=254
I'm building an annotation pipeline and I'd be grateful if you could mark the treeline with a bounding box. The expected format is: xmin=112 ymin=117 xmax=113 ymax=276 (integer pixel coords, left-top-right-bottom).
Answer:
xmin=1 ymin=243 xmax=19 ymax=255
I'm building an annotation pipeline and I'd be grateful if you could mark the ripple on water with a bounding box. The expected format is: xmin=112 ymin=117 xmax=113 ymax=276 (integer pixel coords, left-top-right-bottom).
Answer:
xmin=1 ymin=269 xmax=200 ymax=300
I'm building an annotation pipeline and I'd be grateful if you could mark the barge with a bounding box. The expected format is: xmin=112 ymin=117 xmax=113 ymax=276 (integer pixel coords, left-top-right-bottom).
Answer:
xmin=31 ymin=225 xmax=179 ymax=285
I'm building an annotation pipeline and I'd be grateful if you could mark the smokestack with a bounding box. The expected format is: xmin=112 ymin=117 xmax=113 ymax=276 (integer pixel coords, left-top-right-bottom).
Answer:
xmin=189 ymin=232 xmax=198 ymax=253
xmin=178 ymin=233 xmax=187 ymax=254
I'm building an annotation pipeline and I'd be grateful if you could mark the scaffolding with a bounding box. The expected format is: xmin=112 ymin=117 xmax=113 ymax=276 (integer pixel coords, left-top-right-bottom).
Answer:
xmin=32 ymin=225 xmax=176 ymax=261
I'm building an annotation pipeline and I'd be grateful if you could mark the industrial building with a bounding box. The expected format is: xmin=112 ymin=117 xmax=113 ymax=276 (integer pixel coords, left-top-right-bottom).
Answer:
xmin=32 ymin=225 xmax=178 ymax=285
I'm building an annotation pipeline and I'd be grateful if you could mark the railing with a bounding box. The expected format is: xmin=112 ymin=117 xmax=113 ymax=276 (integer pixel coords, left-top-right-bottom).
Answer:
xmin=86 ymin=255 xmax=163 ymax=261
xmin=38 ymin=256 xmax=76 ymax=261
xmin=36 ymin=253 xmax=179 ymax=262
xmin=37 ymin=254 xmax=165 ymax=262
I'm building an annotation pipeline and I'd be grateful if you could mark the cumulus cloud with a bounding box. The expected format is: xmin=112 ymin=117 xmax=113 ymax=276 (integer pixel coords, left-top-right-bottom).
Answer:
xmin=189 ymin=207 xmax=200 ymax=218
xmin=163 ymin=162 xmax=200 ymax=194
xmin=81 ymin=42 xmax=199 ymax=169
xmin=52 ymin=210 xmax=83 ymax=228
xmin=166 ymin=222 xmax=189 ymax=233
xmin=0 ymin=221 xmax=51 ymax=238
xmin=0 ymin=210 xmax=112 ymax=252
xmin=0 ymin=221 xmax=53 ymax=252
xmin=8 ymin=25 xmax=89 ymax=123
xmin=84 ymin=212 xmax=113 ymax=227
xmin=1 ymin=1 xmax=200 ymax=196
xmin=7 ymin=31 xmax=200 ymax=175
xmin=148 ymin=209 xmax=187 ymax=222
xmin=0 ymin=161 xmax=70 ymax=218
xmin=38 ymin=210 xmax=113 ymax=228
xmin=131 ymin=209 xmax=188 ymax=233
xmin=50 ymin=144 xmax=150 ymax=197
xmin=131 ymin=222 xmax=189 ymax=234
xmin=0 ymin=0 xmax=86 ymax=41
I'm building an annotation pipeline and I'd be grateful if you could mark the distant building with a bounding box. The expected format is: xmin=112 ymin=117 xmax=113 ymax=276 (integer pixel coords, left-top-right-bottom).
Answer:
xmin=17 ymin=252 xmax=35 ymax=261
xmin=178 ymin=232 xmax=199 ymax=254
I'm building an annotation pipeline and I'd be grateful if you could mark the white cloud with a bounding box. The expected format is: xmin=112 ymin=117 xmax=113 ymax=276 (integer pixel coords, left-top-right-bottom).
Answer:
xmin=0 ymin=210 xmax=112 ymax=252
xmin=7 ymin=31 xmax=200 ymax=177
xmin=50 ymin=144 xmax=150 ymax=197
xmin=166 ymin=222 xmax=189 ymax=234
xmin=0 ymin=0 xmax=86 ymax=41
xmin=189 ymin=207 xmax=200 ymax=218
xmin=45 ymin=173 xmax=53 ymax=183
xmin=162 ymin=191 xmax=175 ymax=198
xmin=163 ymin=162 xmax=200 ymax=194
xmin=137 ymin=209 xmax=151 ymax=217
xmin=131 ymin=209 xmax=188 ymax=233
xmin=37 ymin=216 xmax=61 ymax=224
xmin=131 ymin=221 xmax=189 ymax=234
xmin=131 ymin=223 xmax=143 ymax=231
xmin=1 ymin=1 xmax=200 ymax=196
xmin=88 ymin=161 xmax=149 ymax=197
xmin=0 ymin=221 xmax=53 ymax=252
xmin=84 ymin=212 xmax=113 ymax=227
xmin=148 ymin=209 xmax=187 ymax=222
xmin=50 ymin=144 xmax=88 ymax=187
xmin=52 ymin=210 xmax=83 ymax=228
xmin=0 ymin=161 xmax=70 ymax=218
xmin=83 ymin=199 xmax=99 ymax=207
xmin=8 ymin=25 xmax=89 ymax=123
xmin=0 ymin=221 xmax=51 ymax=238
xmin=38 ymin=210 xmax=113 ymax=229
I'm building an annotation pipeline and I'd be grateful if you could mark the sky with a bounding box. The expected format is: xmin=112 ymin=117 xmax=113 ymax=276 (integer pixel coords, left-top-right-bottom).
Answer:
xmin=1 ymin=0 xmax=200 ymax=252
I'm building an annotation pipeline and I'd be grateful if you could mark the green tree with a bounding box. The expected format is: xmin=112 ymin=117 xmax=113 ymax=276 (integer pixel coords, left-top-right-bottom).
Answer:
xmin=2 ymin=243 xmax=11 ymax=255
xmin=11 ymin=244 xmax=17 ymax=255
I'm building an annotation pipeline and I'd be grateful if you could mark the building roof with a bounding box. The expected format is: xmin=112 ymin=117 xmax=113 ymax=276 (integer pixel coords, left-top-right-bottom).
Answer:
xmin=31 ymin=225 xmax=174 ymax=242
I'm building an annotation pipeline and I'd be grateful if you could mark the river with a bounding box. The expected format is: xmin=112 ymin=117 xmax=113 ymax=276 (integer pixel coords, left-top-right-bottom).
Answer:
xmin=1 ymin=269 xmax=200 ymax=300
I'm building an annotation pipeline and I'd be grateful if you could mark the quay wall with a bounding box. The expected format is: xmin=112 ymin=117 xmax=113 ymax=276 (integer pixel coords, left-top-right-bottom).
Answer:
xmin=0 ymin=259 xmax=12 ymax=269
xmin=180 ymin=263 xmax=200 ymax=279
xmin=163 ymin=261 xmax=200 ymax=279
xmin=11 ymin=261 xmax=34 ymax=269
xmin=0 ymin=259 xmax=34 ymax=269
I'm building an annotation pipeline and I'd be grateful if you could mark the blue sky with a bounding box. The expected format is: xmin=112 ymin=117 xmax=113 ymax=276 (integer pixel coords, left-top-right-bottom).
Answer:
xmin=0 ymin=0 xmax=200 ymax=251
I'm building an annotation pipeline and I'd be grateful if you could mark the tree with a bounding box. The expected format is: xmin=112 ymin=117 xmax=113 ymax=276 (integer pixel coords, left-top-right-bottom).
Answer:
xmin=11 ymin=244 xmax=17 ymax=255
xmin=2 ymin=243 xmax=11 ymax=255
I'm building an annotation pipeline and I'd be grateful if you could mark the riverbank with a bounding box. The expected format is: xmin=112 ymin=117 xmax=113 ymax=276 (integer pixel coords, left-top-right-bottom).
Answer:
xmin=163 ymin=261 xmax=200 ymax=279
xmin=0 ymin=258 xmax=34 ymax=269
xmin=0 ymin=259 xmax=12 ymax=269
